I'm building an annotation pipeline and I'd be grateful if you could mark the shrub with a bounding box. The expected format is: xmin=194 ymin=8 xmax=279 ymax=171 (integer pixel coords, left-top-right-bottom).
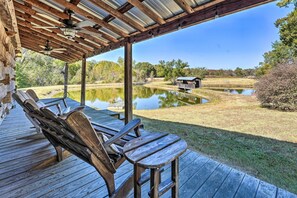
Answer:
xmin=255 ymin=63 xmax=297 ymax=111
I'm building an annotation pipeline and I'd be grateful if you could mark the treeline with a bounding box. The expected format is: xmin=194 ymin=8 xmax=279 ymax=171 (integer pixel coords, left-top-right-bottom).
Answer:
xmin=16 ymin=49 xmax=255 ymax=88
xmin=255 ymin=0 xmax=296 ymax=76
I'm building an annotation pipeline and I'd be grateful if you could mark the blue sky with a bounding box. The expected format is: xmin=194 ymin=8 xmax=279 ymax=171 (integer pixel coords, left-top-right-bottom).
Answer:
xmin=89 ymin=2 xmax=292 ymax=69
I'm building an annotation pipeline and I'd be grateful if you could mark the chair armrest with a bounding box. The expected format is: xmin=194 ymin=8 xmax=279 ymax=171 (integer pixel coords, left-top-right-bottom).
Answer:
xmin=67 ymin=106 xmax=84 ymax=114
xmin=104 ymin=118 xmax=141 ymax=147
xmin=44 ymin=98 xmax=68 ymax=108
xmin=43 ymin=102 xmax=62 ymax=115
xmin=43 ymin=101 xmax=60 ymax=107
xmin=59 ymin=106 xmax=85 ymax=119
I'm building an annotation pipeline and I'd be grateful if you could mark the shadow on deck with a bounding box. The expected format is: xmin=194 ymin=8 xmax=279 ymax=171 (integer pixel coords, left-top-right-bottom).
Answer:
xmin=0 ymin=98 xmax=296 ymax=198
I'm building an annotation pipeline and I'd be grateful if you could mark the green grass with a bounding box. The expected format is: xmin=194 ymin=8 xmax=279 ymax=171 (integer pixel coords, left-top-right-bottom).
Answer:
xmin=138 ymin=117 xmax=297 ymax=194
xmin=202 ymin=77 xmax=257 ymax=88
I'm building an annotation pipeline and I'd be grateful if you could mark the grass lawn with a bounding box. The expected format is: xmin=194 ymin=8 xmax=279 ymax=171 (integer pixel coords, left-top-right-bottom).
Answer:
xmin=23 ymin=78 xmax=297 ymax=194
xmin=201 ymin=77 xmax=256 ymax=88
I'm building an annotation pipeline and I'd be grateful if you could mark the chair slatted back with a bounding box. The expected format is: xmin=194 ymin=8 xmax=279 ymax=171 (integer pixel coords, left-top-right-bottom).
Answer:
xmin=26 ymin=89 xmax=39 ymax=102
xmin=61 ymin=110 xmax=116 ymax=173
xmin=24 ymin=98 xmax=116 ymax=173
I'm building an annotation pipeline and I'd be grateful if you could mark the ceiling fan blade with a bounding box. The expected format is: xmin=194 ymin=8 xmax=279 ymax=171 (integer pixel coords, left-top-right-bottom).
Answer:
xmin=52 ymin=48 xmax=67 ymax=51
xmin=79 ymin=29 xmax=102 ymax=38
xmin=75 ymin=20 xmax=95 ymax=28
xmin=52 ymin=51 xmax=64 ymax=54
xmin=39 ymin=45 xmax=46 ymax=49
xmin=33 ymin=26 xmax=59 ymax=29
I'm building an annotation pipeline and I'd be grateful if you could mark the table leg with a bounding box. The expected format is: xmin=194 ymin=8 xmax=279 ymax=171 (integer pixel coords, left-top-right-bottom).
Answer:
xmin=150 ymin=168 xmax=160 ymax=198
xmin=134 ymin=164 xmax=142 ymax=198
xmin=172 ymin=158 xmax=179 ymax=198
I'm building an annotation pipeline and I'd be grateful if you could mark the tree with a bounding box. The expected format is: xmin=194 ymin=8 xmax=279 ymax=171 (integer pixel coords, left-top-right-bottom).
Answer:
xmin=134 ymin=62 xmax=156 ymax=77
xmin=255 ymin=63 xmax=272 ymax=77
xmin=255 ymin=62 xmax=297 ymax=111
xmin=185 ymin=67 xmax=208 ymax=79
xmin=256 ymin=1 xmax=297 ymax=76
xmin=234 ymin=67 xmax=244 ymax=77
xmin=155 ymin=61 xmax=166 ymax=77
xmin=276 ymin=0 xmax=297 ymax=55
xmin=163 ymin=59 xmax=189 ymax=84
xmin=117 ymin=56 xmax=124 ymax=67
xmin=15 ymin=49 xmax=65 ymax=87
xmin=15 ymin=61 xmax=30 ymax=88
xmin=91 ymin=61 xmax=123 ymax=83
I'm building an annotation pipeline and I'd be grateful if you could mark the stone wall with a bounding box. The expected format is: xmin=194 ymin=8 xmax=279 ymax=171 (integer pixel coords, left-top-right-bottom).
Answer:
xmin=0 ymin=20 xmax=16 ymax=124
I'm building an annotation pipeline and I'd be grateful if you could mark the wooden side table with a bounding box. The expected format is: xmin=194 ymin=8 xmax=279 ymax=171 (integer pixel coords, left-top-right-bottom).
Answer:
xmin=123 ymin=132 xmax=187 ymax=198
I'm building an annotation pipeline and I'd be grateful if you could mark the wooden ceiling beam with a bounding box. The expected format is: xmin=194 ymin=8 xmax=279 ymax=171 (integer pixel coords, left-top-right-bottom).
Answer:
xmin=24 ymin=0 xmax=69 ymax=19
xmin=15 ymin=12 xmax=95 ymax=52
xmin=18 ymin=26 xmax=84 ymax=59
xmin=88 ymin=0 xmax=145 ymax=32
xmin=84 ymin=27 xmax=118 ymax=43
xmin=15 ymin=0 xmax=117 ymax=44
xmin=173 ymin=0 xmax=194 ymax=14
xmin=103 ymin=1 xmax=144 ymax=24
xmin=14 ymin=1 xmax=36 ymax=16
xmin=78 ymin=32 xmax=108 ymax=47
xmin=20 ymin=34 xmax=80 ymax=59
xmin=20 ymin=39 xmax=79 ymax=61
xmin=51 ymin=0 xmax=129 ymax=37
xmin=16 ymin=17 xmax=81 ymax=52
xmin=70 ymin=0 xmax=81 ymax=6
xmin=18 ymin=28 xmax=82 ymax=59
xmin=15 ymin=13 xmax=98 ymax=51
xmin=14 ymin=3 xmax=107 ymax=48
xmin=16 ymin=19 xmax=88 ymax=55
xmin=91 ymin=0 xmax=147 ymax=36
xmin=20 ymin=33 xmax=81 ymax=60
xmin=127 ymin=0 xmax=165 ymax=25
xmin=19 ymin=0 xmax=119 ymax=44
xmin=21 ymin=41 xmax=74 ymax=62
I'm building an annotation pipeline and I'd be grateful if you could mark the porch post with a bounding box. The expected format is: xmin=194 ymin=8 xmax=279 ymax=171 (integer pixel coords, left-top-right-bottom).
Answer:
xmin=124 ymin=41 xmax=133 ymax=124
xmin=81 ymin=56 xmax=86 ymax=106
xmin=63 ymin=62 xmax=69 ymax=99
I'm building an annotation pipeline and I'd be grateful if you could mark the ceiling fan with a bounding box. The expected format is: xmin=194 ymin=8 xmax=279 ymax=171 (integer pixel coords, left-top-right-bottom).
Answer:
xmin=39 ymin=40 xmax=66 ymax=55
xmin=33 ymin=9 xmax=101 ymax=39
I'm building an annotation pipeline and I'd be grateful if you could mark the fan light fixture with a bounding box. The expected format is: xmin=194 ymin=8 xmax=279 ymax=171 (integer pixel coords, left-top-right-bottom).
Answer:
xmin=61 ymin=27 xmax=77 ymax=39
xmin=44 ymin=50 xmax=51 ymax=55
xmin=215 ymin=6 xmax=219 ymax=19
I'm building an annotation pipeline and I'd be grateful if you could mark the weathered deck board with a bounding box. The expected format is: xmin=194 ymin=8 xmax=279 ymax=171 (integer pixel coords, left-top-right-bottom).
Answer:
xmin=0 ymin=98 xmax=296 ymax=198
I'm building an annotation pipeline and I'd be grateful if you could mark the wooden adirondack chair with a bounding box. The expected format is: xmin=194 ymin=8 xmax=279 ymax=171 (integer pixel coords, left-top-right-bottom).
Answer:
xmin=26 ymin=89 xmax=68 ymax=109
xmin=24 ymin=98 xmax=142 ymax=197
xmin=12 ymin=90 xmax=67 ymax=139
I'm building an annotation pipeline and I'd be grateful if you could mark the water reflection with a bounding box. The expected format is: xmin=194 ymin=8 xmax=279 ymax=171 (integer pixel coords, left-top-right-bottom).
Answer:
xmin=55 ymin=86 xmax=207 ymax=110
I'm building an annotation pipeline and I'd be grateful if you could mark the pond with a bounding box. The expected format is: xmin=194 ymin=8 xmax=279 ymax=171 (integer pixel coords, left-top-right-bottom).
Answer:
xmin=210 ymin=88 xmax=255 ymax=96
xmin=55 ymin=86 xmax=207 ymax=110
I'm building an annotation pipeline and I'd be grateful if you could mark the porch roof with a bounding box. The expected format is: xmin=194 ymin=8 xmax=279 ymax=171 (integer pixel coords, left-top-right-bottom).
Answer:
xmin=2 ymin=0 xmax=273 ymax=63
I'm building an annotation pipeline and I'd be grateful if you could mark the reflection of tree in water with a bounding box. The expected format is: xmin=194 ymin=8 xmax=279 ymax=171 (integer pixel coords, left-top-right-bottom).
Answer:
xmin=176 ymin=92 xmax=202 ymax=104
xmin=94 ymin=88 xmax=124 ymax=102
xmin=61 ymin=88 xmax=124 ymax=103
xmin=158 ymin=91 xmax=202 ymax=108
xmin=236 ymin=89 xmax=244 ymax=94
xmin=132 ymin=86 xmax=166 ymax=99
xmin=158 ymin=92 xmax=183 ymax=108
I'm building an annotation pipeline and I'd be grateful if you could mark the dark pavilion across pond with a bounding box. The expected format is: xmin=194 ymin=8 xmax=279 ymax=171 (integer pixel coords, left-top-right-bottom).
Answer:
xmin=176 ymin=77 xmax=202 ymax=90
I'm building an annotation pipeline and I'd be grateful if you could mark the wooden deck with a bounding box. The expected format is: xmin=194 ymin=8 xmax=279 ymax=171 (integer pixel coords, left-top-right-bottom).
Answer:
xmin=0 ymin=98 xmax=296 ymax=198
